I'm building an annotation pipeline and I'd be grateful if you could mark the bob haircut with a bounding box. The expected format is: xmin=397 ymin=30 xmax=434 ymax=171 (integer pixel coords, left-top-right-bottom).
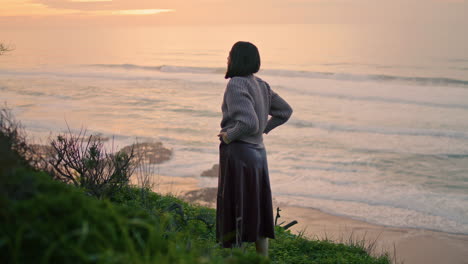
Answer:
xmin=225 ymin=41 xmax=261 ymax=79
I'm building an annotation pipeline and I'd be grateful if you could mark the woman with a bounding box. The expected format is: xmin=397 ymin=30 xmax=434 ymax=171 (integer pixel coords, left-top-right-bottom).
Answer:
xmin=216 ymin=41 xmax=293 ymax=256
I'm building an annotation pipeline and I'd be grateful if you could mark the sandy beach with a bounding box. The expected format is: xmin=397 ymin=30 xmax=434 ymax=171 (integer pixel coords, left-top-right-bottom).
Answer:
xmin=147 ymin=174 xmax=468 ymax=264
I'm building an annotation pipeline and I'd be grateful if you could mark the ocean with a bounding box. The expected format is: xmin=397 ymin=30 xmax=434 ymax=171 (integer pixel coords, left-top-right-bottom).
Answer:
xmin=1 ymin=24 xmax=467 ymax=234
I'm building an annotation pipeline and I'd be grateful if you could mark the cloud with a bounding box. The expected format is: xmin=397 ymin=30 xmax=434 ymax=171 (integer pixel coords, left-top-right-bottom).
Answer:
xmin=88 ymin=8 xmax=174 ymax=16
xmin=0 ymin=0 xmax=79 ymax=16
xmin=32 ymin=0 xmax=175 ymax=11
xmin=0 ymin=0 xmax=175 ymax=17
xmin=2 ymin=0 xmax=467 ymax=27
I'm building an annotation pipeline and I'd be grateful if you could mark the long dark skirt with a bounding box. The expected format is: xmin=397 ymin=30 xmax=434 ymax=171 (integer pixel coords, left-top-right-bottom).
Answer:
xmin=216 ymin=140 xmax=275 ymax=248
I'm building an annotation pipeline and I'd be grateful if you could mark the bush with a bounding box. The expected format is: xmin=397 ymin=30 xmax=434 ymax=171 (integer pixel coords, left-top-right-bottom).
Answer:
xmin=0 ymin=108 xmax=391 ymax=264
xmin=44 ymin=129 xmax=137 ymax=199
xmin=0 ymin=107 xmax=38 ymax=171
xmin=0 ymin=43 xmax=12 ymax=55
xmin=0 ymin=161 xmax=270 ymax=263
xmin=0 ymin=109 xmax=268 ymax=263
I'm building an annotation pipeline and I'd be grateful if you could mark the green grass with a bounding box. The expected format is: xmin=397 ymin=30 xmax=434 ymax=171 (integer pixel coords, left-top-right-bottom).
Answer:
xmin=0 ymin=167 xmax=391 ymax=263
xmin=1 ymin=168 xmax=269 ymax=264
xmin=0 ymin=118 xmax=392 ymax=263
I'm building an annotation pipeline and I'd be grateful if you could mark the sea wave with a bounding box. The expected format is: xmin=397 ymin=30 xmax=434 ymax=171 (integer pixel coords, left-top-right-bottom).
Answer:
xmin=87 ymin=63 xmax=468 ymax=87
xmin=2 ymin=64 xmax=468 ymax=88
xmin=289 ymin=119 xmax=468 ymax=140
xmin=285 ymin=89 xmax=468 ymax=110
xmin=88 ymin=64 xmax=226 ymax=74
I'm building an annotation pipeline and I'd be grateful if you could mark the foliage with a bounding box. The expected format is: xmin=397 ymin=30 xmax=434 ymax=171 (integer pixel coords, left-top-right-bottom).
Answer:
xmin=45 ymin=128 xmax=137 ymax=199
xmin=0 ymin=165 xmax=390 ymax=264
xmin=0 ymin=106 xmax=139 ymax=199
xmin=0 ymin=160 xmax=268 ymax=264
xmin=0 ymin=107 xmax=39 ymax=170
xmin=0 ymin=43 xmax=12 ymax=55
xmin=269 ymin=227 xmax=390 ymax=264
xmin=0 ymin=114 xmax=266 ymax=263
xmin=0 ymin=108 xmax=391 ymax=263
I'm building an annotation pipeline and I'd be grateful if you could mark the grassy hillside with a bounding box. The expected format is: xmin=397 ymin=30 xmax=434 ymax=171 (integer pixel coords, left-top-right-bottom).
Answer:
xmin=0 ymin=109 xmax=391 ymax=264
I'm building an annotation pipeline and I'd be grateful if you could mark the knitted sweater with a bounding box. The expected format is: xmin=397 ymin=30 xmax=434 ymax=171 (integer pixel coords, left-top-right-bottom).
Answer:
xmin=220 ymin=75 xmax=293 ymax=145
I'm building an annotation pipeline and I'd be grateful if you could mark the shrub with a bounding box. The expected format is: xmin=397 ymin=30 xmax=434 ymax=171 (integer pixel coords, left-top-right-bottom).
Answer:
xmin=0 ymin=155 xmax=268 ymax=264
xmin=0 ymin=107 xmax=391 ymax=264
xmin=0 ymin=107 xmax=38 ymax=170
xmin=45 ymin=128 xmax=136 ymax=199
xmin=0 ymin=43 xmax=12 ymax=55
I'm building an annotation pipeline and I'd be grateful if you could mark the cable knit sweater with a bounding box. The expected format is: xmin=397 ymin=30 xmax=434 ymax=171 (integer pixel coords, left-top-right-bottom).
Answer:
xmin=220 ymin=74 xmax=293 ymax=145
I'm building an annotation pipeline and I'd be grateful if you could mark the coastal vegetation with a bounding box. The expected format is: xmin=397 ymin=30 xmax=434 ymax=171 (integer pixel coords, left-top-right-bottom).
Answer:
xmin=0 ymin=43 xmax=12 ymax=55
xmin=0 ymin=107 xmax=392 ymax=263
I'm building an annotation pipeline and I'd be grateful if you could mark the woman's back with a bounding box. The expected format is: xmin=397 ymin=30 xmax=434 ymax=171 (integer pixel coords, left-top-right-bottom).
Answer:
xmin=220 ymin=75 xmax=292 ymax=145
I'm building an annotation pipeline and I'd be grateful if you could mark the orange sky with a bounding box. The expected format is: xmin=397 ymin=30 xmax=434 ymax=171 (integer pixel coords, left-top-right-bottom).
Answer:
xmin=1 ymin=0 xmax=467 ymax=28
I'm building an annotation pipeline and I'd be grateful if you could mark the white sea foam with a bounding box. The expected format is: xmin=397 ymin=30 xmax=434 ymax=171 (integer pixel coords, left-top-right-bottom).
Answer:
xmin=87 ymin=63 xmax=468 ymax=87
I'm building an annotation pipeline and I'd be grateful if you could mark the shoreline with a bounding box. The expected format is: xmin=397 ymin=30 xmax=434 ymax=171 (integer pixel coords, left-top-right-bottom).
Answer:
xmin=280 ymin=203 xmax=468 ymax=238
xmin=276 ymin=206 xmax=468 ymax=264
xmin=144 ymin=174 xmax=468 ymax=264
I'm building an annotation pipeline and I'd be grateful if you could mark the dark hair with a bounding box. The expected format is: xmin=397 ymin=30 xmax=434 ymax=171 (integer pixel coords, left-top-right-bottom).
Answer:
xmin=225 ymin=41 xmax=261 ymax=79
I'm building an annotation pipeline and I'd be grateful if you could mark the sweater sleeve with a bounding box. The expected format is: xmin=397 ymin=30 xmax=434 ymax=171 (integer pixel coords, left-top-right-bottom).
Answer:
xmin=264 ymin=89 xmax=293 ymax=134
xmin=224 ymin=79 xmax=259 ymax=142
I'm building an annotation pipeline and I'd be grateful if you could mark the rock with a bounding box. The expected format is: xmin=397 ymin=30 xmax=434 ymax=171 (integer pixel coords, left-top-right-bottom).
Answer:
xmin=201 ymin=164 xmax=219 ymax=177
xmin=78 ymin=133 xmax=110 ymax=142
xmin=183 ymin=187 xmax=218 ymax=204
xmin=27 ymin=144 xmax=54 ymax=165
xmin=30 ymin=144 xmax=54 ymax=157
xmin=120 ymin=142 xmax=172 ymax=164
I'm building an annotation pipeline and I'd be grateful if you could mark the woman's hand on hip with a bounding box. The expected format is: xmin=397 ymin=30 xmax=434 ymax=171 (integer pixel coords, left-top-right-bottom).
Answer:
xmin=217 ymin=132 xmax=230 ymax=144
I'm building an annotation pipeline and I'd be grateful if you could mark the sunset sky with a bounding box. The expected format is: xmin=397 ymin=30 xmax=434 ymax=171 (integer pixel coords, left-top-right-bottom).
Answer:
xmin=1 ymin=0 xmax=467 ymax=28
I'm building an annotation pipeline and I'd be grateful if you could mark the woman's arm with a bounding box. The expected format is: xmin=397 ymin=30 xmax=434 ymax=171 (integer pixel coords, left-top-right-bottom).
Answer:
xmin=264 ymin=90 xmax=293 ymax=134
